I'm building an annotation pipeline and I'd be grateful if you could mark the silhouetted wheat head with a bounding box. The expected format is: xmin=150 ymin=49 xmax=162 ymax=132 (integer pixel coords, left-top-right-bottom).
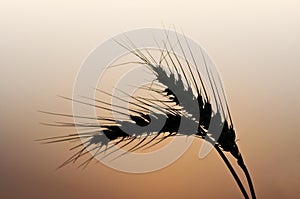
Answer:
xmin=38 ymin=29 xmax=256 ymax=199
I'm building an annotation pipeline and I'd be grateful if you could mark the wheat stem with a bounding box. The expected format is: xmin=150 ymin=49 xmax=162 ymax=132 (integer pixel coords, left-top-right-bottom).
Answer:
xmin=237 ymin=155 xmax=256 ymax=199
xmin=214 ymin=145 xmax=249 ymax=199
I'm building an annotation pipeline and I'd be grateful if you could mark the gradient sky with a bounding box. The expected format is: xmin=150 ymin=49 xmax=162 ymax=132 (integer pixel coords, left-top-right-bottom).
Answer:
xmin=0 ymin=0 xmax=299 ymax=198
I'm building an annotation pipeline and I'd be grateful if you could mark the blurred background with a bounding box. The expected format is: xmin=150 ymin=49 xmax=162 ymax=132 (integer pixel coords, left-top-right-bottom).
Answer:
xmin=0 ymin=0 xmax=299 ymax=198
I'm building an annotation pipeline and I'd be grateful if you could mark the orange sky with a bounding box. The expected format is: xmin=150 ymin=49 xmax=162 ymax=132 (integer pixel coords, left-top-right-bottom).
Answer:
xmin=0 ymin=0 xmax=299 ymax=198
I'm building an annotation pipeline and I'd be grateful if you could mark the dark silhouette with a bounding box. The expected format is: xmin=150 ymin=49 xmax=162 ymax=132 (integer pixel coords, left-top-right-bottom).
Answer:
xmin=38 ymin=32 xmax=256 ymax=199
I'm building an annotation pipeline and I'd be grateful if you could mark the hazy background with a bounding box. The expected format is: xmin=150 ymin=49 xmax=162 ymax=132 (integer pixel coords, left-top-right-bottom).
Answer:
xmin=0 ymin=0 xmax=299 ymax=198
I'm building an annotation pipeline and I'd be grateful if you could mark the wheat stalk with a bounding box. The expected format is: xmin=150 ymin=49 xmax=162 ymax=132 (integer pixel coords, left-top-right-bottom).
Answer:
xmin=38 ymin=30 xmax=256 ymax=199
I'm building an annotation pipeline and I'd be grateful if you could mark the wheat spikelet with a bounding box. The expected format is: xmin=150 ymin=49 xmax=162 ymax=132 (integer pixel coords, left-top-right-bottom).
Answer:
xmin=37 ymin=30 xmax=256 ymax=199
